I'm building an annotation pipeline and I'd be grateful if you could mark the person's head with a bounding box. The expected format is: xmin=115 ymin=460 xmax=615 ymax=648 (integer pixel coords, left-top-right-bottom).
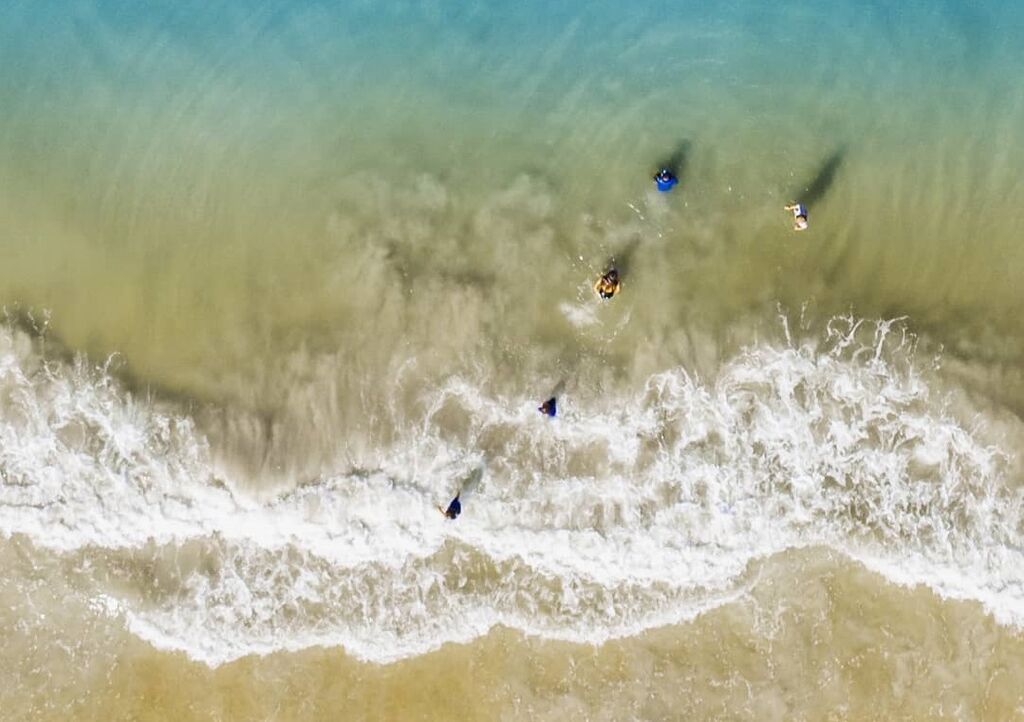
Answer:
xmin=658 ymin=169 xmax=670 ymax=179
xmin=795 ymin=215 xmax=808 ymax=231
xmin=606 ymin=268 xmax=618 ymax=282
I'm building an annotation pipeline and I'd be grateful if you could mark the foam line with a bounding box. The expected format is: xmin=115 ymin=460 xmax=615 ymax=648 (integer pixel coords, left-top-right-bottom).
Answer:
xmin=2 ymin=319 xmax=1023 ymax=665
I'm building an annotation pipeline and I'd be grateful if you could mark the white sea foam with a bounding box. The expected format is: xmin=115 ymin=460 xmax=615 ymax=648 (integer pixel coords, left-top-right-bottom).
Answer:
xmin=1 ymin=318 xmax=1023 ymax=666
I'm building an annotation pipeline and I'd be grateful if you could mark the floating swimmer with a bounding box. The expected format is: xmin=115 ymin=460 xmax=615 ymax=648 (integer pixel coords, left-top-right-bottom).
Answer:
xmin=784 ymin=202 xmax=809 ymax=231
xmin=538 ymin=397 xmax=557 ymax=417
xmin=653 ymin=168 xmax=678 ymax=192
xmin=594 ymin=268 xmax=621 ymax=300
xmin=438 ymin=494 xmax=461 ymax=520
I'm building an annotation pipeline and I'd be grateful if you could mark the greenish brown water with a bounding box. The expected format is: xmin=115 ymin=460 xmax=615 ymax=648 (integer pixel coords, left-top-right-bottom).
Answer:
xmin=4 ymin=543 xmax=1024 ymax=720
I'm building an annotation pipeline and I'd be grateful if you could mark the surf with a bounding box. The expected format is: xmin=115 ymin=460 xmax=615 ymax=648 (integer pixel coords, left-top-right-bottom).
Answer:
xmin=2 ymin=316 xmax=1021 ymax=666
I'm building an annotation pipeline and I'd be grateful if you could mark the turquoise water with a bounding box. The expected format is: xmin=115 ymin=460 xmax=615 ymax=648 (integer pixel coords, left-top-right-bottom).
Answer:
xmin=4 ymin=2 xmax=1024 ymax=719
xmin=3 ymin=1 xmax=1023 ymax=364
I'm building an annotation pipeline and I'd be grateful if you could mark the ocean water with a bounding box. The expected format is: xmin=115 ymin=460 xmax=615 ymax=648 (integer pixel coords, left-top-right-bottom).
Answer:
xmin=3 ymin=0 xmax=1024 ymax=719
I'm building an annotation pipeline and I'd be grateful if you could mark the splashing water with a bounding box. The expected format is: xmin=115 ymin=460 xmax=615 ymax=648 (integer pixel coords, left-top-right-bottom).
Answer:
xmin=2 ymin=317 xmax=1021 ymax=665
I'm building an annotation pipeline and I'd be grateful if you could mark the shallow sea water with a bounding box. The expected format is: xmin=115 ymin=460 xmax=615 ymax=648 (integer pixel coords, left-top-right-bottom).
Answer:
xmin=3 ymin=1 xmax=1024 ymax=719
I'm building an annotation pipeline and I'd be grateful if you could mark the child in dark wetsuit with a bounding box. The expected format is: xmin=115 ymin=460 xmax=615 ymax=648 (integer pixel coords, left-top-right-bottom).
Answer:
xmin=439 ymin=494 xmax=461 ymax=519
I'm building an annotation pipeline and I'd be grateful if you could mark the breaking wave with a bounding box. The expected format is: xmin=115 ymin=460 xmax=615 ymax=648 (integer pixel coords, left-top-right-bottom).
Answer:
xmin=1 ymin=317 xmax=1022 ymax=665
